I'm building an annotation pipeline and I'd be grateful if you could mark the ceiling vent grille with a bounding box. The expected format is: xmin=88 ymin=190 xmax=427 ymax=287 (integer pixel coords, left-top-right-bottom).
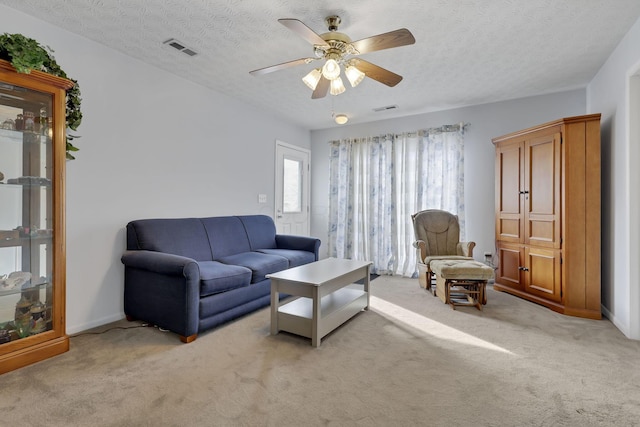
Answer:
xmin=373 ymin=105 xmax=398 ymax=112
xmin=163 ymin=39 xmax=198 ymax=57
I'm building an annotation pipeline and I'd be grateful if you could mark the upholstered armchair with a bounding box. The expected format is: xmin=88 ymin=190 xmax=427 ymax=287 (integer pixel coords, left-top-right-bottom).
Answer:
xmin=411 ymin=209 xmax=475 ymax=289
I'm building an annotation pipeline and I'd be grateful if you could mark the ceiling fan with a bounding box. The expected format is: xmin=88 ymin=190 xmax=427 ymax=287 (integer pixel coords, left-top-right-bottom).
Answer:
xmin=249 ymin=16 xmax=416 ymax=99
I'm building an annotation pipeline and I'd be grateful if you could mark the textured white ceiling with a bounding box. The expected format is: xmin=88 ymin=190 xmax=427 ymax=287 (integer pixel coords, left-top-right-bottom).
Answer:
xmin=2 ymin=0 xmax=640 ymax=130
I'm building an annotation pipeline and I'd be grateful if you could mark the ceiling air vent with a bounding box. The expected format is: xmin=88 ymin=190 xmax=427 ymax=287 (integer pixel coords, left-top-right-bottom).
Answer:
xmin=163 ymin=38 xmax=198 ymax=57
xmin=373 ymin=105 xmax=399 ymax=112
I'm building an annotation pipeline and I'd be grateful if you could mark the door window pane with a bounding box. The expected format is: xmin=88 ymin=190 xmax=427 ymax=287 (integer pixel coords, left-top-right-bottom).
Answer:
xmin=283 ymin=158 xmax=302 ymax=213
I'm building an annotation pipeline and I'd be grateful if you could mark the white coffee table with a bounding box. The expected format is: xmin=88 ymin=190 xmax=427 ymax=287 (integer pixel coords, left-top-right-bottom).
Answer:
xmin=267 ymin=257 xmax=372 ymax=347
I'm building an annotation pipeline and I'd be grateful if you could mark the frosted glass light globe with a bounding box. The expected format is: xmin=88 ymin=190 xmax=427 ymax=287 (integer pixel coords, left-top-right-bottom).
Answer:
xmin=322 ymin=59 xmax=341 ymax=80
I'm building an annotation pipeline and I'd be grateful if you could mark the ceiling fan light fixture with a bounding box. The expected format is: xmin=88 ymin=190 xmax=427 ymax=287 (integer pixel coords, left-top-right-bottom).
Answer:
xmin=329 ymin=76 xmax=346 ymax=95
xmin=251 ymin=16 xmax=415 ymax=100
xmin=322 ymin=58 xmax=341 ymax=80
xmin=345 ymin=65 xmax=365 ymax=87
xmin=302 ymin=68 xmax=322 ymax=90
xmin=334 ymin=114 xmax=348 ymax=125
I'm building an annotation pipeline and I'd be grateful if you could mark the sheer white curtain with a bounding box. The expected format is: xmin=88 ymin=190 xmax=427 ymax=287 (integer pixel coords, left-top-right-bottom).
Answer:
xmin=328 ymin=125 xmax=465 ymax=276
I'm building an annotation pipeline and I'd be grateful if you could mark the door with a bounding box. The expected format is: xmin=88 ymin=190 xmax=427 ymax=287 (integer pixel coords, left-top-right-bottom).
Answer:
xmin=275 ymin=141 xmax=310 ymax=235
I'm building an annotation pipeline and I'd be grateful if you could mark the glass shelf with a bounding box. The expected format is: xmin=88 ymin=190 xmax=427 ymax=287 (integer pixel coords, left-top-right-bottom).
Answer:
xmin=0 ymin=181 xmax=52 ymax=188
xmin=0 ymin=235 xmax=53 ymax=248
xmin=0 ymin=279 xmax=51 ymax=298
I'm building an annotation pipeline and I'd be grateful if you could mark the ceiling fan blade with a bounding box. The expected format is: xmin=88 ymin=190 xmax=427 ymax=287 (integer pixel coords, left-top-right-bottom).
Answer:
xmin=279 ymin=18 xmax=330 ymax=47
xmin=312 ymin=76 xmax=330 ymax=99
xmin=350 ymin=59 xmax=403 ymax=87
xmin=350 ymin=28 xmax=415 ymax=54
xmin=250 ymin=58 xmax=315 ymax=76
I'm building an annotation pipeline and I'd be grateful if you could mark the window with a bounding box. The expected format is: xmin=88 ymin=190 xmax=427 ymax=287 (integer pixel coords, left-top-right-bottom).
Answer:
xmin=282 ymin=157 xmax=302 ymax=213
xmin=328 ymin=125 xmax=465 ymax=276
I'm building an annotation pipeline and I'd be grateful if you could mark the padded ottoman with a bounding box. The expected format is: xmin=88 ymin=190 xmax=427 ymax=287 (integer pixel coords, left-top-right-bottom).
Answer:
xmin=430 ymin=259 xmax=493 ymax=310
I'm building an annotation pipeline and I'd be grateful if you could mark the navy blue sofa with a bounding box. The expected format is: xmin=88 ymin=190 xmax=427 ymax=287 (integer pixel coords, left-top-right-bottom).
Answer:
xmin=121 ymin=215 xmax=320 ymax=342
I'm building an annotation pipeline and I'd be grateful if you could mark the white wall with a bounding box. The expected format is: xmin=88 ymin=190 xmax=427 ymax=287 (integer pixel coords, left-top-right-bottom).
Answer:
xmin=310 ymin=90 xmax=586 ymax=263
xmin=588 ymin=15 xmax=640 ymax=339
xmin=3 ymin=3 xmax=636 ymax=339
xmin=0 ymin=5 xmax=310 ymax=333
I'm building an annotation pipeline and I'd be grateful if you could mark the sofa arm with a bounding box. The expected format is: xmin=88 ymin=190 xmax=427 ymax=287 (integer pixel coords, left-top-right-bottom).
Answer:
xmin=121 ymin=250 xmax=200 ymax=340
xmin=456 ymin=241 xmax=476 ymax=258
xmin=275 ymin=235 xmax=321 ymax=260
xmin=121 ymin=250 xmax=200 ymax=278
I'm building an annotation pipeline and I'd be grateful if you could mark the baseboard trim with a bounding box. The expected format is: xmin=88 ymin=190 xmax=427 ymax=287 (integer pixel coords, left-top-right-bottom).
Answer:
xmin=600 ymin=304 xmax=636 ymax=339
xmin=66 ymin=312 xmax=126 ymax=335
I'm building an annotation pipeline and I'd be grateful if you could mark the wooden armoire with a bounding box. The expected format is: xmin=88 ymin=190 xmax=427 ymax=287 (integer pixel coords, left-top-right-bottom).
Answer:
xmin=493 ymin=114 xmax=601 ymax=319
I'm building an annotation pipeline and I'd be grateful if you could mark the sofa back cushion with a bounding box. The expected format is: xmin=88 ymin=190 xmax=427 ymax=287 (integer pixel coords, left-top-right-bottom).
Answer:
xmin=126 ymin=218 xmax=213 ymax=261
xmin=238 ymin=215 xmax=277 ymax=250
xmin=201 ymin=216 xmax=251 ymax=259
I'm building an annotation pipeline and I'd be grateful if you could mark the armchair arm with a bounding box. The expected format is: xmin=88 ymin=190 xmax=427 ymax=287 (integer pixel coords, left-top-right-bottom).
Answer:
xmin=413 ymin=240 xmax=427 ymax=262
xmin=275 ymin=235 xmax=321 ymax=260
xmin=456 ymin=241 xmax=476 ymax=258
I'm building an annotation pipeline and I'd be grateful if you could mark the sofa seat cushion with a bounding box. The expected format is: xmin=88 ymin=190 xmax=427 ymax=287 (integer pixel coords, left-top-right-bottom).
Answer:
xmin=217 ymin=252 xmax=288 ymax=283
xmin=255 ymin=249 xmax=315 ymax=268
xmin=198 ymin=261 xmax=252 ymax=297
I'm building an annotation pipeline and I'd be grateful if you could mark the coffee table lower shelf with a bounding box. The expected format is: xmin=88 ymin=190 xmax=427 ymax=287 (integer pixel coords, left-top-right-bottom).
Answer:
xmin=277 ymin=287 xmax=367 ymax=346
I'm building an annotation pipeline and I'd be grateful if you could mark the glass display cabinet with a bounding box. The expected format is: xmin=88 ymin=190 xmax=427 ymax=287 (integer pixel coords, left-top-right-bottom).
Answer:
xmin=0 ymin=60 xmax=71 ymax=374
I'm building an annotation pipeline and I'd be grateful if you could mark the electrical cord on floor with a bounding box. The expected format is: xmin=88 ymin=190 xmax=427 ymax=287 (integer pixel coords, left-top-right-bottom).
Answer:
xmin=69 ymin=322 xmax=170 ymax=338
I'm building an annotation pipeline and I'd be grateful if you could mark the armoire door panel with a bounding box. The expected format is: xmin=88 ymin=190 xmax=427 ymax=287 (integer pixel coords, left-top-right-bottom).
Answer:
xmin=525 ymin=247 xmax=562 ymax=303
xmin=495 ymin=140 xmax=524 ymax=242
xmin=496 ymin=244 xmax=523 ymax=290
xmin=525 ymin=133 xmax=561 ymax=248
xmin=498 ymin=147 xmax=522 ymax=214
xmin=499 ymin=218 xmax=521 ymax=241
xmin=527 ymin=217 xmax=556 ymax=247
xmin=527 ymin=140 xmax=554 ymax=214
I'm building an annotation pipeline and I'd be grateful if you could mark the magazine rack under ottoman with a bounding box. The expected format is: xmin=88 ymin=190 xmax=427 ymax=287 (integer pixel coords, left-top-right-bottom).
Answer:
xmin=430 ymin=259 xmax=493 ymax=310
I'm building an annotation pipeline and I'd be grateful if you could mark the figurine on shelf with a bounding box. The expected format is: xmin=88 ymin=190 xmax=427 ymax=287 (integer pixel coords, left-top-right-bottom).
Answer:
xmin=15 ymin=226 xmax=30 ymax=237
xmin=39 ymin=107 xmax=47 ymax=135
xmin=14 ymin=295 xmax=33 ymax=338
xmin=23 ymin=111 xmax=35 ymax=131
xmin=30 ymin=301 xmax=46 ymax=334
xmin=1 ymin=118 xmax=14 ymax=130
xmin=0 ymin=271 xmax=31 ymax=291
xmin=0 ymin=329 xmax=10 ymax=344
xmin=14 ymin=113 xmax=23 ymax=131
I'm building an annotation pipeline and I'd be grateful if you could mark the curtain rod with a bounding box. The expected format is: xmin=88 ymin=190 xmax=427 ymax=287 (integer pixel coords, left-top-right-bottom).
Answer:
xmin=393 ymin=122 xmax=470 ymax=139
xmin=418 ymin=122 xmax=469 ymax=135
xmin=328 ymin=122 xmax=470 ymax=144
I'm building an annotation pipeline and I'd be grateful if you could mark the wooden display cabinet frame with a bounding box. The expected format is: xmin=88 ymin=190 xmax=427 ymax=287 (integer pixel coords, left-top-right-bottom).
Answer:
xmin=0 ymin=60 xmax=72 ymax=374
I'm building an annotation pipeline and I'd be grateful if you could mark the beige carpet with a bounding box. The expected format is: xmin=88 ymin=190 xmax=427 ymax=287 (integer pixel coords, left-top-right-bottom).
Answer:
xmin=1 ymin=275 xmax=639 ymax=427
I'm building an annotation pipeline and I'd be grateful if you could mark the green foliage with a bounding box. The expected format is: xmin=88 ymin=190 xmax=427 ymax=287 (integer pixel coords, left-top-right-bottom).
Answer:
xmin=0 ymin=33 xmax=83 ymax=160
